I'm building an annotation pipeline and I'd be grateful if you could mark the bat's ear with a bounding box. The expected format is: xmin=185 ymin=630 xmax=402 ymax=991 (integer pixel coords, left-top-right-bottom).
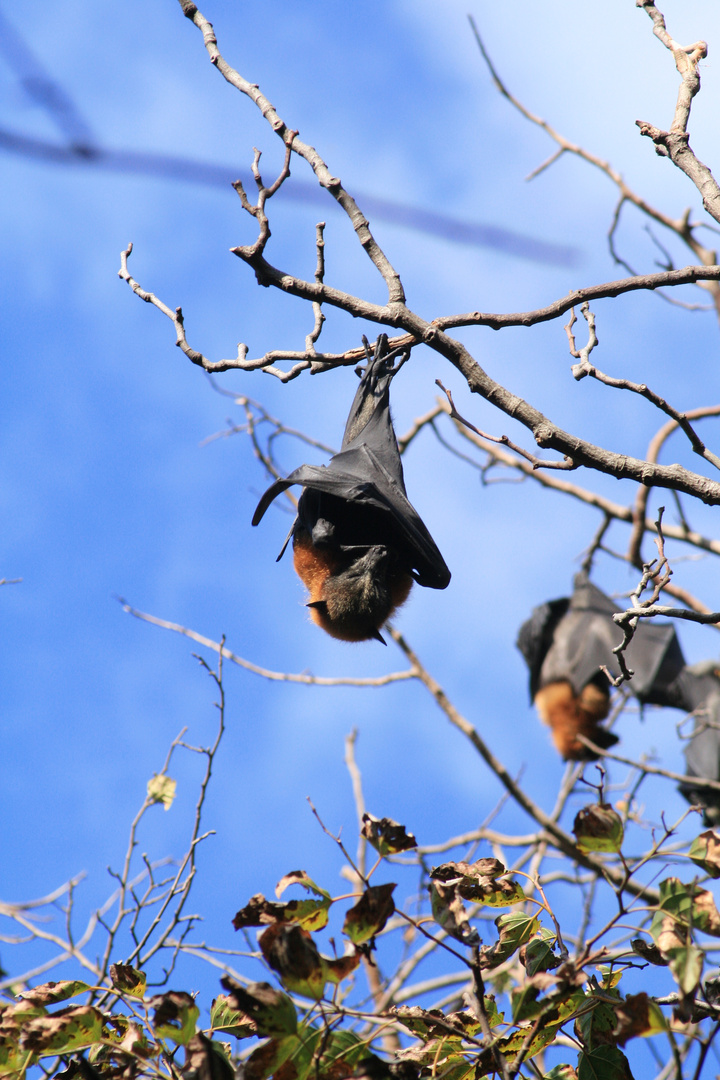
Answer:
xmin=307 ymin=600 xmax=329 ymax=613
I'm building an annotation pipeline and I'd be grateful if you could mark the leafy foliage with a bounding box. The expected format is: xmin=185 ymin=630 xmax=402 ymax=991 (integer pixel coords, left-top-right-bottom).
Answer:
xmin=4 ymin=777 xmax=720 ymax=1080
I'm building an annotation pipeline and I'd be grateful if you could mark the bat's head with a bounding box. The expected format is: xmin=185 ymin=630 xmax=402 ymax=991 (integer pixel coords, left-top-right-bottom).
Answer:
xmin=299 ymin=542 xmax=413 ymax=643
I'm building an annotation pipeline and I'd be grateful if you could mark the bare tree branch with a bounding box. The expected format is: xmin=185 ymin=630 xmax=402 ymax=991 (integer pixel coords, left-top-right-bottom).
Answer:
xmin=446 ymin=406 xmax=720 ymax=557
xmin=629 ymin=405 xmax=720 ymax=565
xmin=636 ymin=3 xmax=720 ymax=227
xmin=567 ymin=303 xmax=720 ymax=472
xmin=119 ymin=15 xmax=720 ymax=510
xmin=434 ymin=265 xmax=720 ymax=331
xmin=118 ymin=599 xmax=415 ymax=687
xmin=469 ymin=11 xmax=720 ymax=317
xmin=436 ymin=380 xmax=576 ymax=472
xmin=178 ymin=0 xmax=405 ymax=303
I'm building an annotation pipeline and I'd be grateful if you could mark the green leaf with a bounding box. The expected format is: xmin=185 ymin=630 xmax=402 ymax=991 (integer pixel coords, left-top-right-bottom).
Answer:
xmin=511 ymin=981 xmax=541 ymax=1023
xmin=612 ymin=992 xmax=666 ymax=1046
xmin=361 ymin=814 xmax=418 ymax=855
xmin=232 ymin=892 xmax=331 ymax=933
xmin=575 ymin=994 xmax=617 ymax=1051
xmin=430 ymin=860 xmax=525 ymax=908
xmin=95 ymin=1014 xmax=155 ymax=1059
xmin=109 ymin=963 xmax=146 ymax=999
xmin=278 ymin=1025 xmax=369 ymax=1080
xmin=472 ymin=878 xmax=525 ymax=907
xmin=649 ymin=878 xmax=720 ymax=948
xmin=476 ymin=1021 xmax=562 ymax=1076
xmin=275 ymin=870 xmax=331 ymax=903
xmin=391 ymin=1005 xmax=495 ymax=1039
xmin=183 ymin=1032 xmax=235 ymax=1080
xmin=524 ymin=929 xmax=559 ymax=976
xmin=0 ymin=999 xmax=51 ymax=1077
xmin=220 ymin=978 xmax=297 ymax=1037
xmin=244 ymin=1025 xmax=370 ymax=1080
xmin=573 ymin=804 xmax=624 ymax=854
xmin=147 ymin=772 xmax=176 ymax=810
xmin=431 ymin=1057 xmax=476 ymax=1080
xmin=210 ymin=994 xmax=257 ymax=1039
xmin=577 ymin=1044 xmax=634 ymax=1079
xmin=0 ymin=1043 xmax=33 ymax=1077
xmin=343 ymin=883 xmax=395 ymax=945
xmin=429 ymin=878 xmax=478 ymax=945
xmin=243 ymin=1035 xmax=299 ymax=1080
xmin=385 ymin=1033 xmax=476 ymax=1078
xmin=666 ymin=942 xmax=704 ymax=996
xmin=595 ymin=966 xmax=623 ymax=990
xmin=689 ymin=829 xmax=720 ymax=878
xmin=19 ymin=1004 xmax=104 ymax=1057
xmin=259 ymin=924 xmax=328 ymax=1000
xmin=149 ymin=991 xmax=199 ymax=1046
xmin=284 ymin=897 xmax=331 ymax=931
xmin=513 ymin=985 xmax=586 ymax=1027
xmin=17 ymin=980 xmax=91 ymax=1005
xmin=320 ymin=1027 xmax=368 ymax=1069
xmin=478 ymin=911 xmax=539 ymax=969
xmin=0 ymin=1005 xmax=37 ymax=1077
xmin=482 ymin=997 xmax=505 ymax=1028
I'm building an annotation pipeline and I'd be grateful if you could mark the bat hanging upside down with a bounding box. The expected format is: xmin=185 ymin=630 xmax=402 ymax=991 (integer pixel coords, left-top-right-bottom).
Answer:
xmin=517 ymin=574 xmax=685 ymax=761
xmin=252 ymin=336 xmax=451 ymax=643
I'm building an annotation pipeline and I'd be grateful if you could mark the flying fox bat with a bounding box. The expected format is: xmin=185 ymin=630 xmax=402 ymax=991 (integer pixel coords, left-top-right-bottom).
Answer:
xmin=252 ymin=336 xmax=451 ymax=643
xmin=517 ymin=573 xmax=684 ymax=760
xmin=669 ymin=662 xmax=720 ymax=824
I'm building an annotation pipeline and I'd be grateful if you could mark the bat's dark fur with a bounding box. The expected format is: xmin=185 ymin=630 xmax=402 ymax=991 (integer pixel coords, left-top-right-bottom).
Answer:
xmin=252 ymin=336 xmax=450 ymax=643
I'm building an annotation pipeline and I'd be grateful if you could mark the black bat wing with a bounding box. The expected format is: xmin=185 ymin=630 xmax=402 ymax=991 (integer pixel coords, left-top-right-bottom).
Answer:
xmin=673 ymin=665 xmax=720 ymax=822
xmin=517 ymin=573 xmax=684 ymax=701
xmin=518 ymin=579 xmax=619 ymax=697
xmin=252 ymin=447 xmax=450 ymax=589
xmin=516 ymin=597 xmax=571 ymax=700
xmin=338 ymin=354 xmax=407 ymax=491
xmin=557 ymin=575 xmax=685 ymax=701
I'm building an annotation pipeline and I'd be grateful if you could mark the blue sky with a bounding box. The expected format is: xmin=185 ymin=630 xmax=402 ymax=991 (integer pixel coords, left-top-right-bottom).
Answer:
xmin=3 ymin=0 xmax=720 ymax=1066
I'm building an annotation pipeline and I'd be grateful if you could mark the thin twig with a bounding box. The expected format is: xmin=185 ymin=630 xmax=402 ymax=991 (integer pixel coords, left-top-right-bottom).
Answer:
xmin=118 ymin=599 xmax=416 ymax=687
xmin=436 ymin=380 xmax=576 ymax=472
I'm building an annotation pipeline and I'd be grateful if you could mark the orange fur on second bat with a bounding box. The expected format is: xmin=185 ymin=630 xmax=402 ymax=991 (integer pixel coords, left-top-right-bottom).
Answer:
xmin=534 ymin=679 xmax=617 ymax=761
xmin=293 ymin=529 xmax=413 ymax=643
